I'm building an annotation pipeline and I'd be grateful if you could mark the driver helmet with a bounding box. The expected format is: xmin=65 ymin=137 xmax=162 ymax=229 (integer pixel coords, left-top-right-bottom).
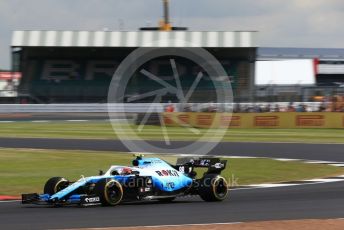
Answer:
xmin=121 ymin=167 xmax=132 ymax=175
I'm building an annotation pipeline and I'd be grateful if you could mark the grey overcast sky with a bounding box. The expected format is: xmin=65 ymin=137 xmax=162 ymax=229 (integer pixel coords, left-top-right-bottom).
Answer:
xmin=1 ymin=0 xmax=344 ymax=69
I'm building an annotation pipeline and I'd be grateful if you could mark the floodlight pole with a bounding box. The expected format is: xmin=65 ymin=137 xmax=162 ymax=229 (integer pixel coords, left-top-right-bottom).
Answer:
xmin=163 ymin=0 xmax=170 ymax=26
xmin=160 ymin=0 xmax=172 ymax=31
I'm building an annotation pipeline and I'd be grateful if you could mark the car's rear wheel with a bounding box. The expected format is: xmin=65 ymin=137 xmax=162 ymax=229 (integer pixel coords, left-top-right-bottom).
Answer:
xmin=95 ymin=179 xmax=123 ymax=206
xmin=44 ymin=177 xmax=69 ymax=195
xmin=198 ymin=174 xmax=229 ymax=202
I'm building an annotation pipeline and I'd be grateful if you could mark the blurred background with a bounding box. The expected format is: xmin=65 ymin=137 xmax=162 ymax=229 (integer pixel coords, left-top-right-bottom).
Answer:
xmin=0 ymin=0 xmax=343 ymax=113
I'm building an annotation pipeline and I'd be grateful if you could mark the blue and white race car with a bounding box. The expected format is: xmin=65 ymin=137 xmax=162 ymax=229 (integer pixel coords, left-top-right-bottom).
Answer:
xmin=22 ymin=155 xmax=229 ymax=206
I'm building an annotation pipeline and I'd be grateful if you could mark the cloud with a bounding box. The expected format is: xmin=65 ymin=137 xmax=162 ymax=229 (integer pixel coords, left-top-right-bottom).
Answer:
xmin=0 ymin=0 xmax=344 ymax=68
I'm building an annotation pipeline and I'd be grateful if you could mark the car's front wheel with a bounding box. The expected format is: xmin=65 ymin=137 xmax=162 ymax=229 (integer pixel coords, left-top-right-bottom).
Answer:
xmin=95 ymin=179 xmax=123 ymax=206
xmin=43 ymin=177 xmax=69 ymax=195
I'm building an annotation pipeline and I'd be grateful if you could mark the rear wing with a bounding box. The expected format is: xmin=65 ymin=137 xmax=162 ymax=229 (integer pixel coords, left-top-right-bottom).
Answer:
xmin=175 ymin=157 xmax=227 ymax=175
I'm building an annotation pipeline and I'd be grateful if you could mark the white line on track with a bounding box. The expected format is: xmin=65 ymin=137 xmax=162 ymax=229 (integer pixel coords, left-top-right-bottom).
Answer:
xmin=246 ymin=183 xmax=299 ymax=188
xmin=229 ymin=179 xmax=344 ymax=191
xmin=216 ymin=155 xmax=260 ymax=159
xmin=303 ymin=160 xmax=339 ymax=164
xmin=273 ymin=158 xmax=300 ymax=161
xmin=328 ymin=164 xmax=344 ymax=167
xmin=303 ymin=178 xmax=344 ymax=183
xmin=69 ymin=222 xmax=243 ymax=230
xmin=0 ymin=200 xmax=19 ymax=203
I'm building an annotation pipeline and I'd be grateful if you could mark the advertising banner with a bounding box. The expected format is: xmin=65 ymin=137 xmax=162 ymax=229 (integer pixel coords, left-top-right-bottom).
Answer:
xmin=163 ymin=112 xmax=344 ymax=129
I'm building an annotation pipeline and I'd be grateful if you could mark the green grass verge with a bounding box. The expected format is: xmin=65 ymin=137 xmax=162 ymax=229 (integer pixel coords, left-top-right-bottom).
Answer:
xmin=0 ymin=121 xmax=343 ymax=143
xmin=1 ymin=148 xmax=343 ymax=195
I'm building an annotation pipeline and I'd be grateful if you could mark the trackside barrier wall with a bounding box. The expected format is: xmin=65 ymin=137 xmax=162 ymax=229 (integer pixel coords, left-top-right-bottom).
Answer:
xmin=0 ymin=102 xmax=326 ymax=113
xmin=163 ymin=112 xmax=344 ymax=129
xmin=0 ymin=102 xmax=323 ymax=113
xmin=0 ymin=104 xmax=165 ymax=113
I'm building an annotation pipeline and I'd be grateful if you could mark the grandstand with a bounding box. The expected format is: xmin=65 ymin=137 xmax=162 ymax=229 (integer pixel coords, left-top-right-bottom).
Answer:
xmin=6 ymin=0 xmax=344 ymax=104
xmin=11 ymin=30 xmax=257 ymax=103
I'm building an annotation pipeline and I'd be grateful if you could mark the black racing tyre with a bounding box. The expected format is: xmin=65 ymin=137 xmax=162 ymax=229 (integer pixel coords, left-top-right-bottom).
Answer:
xmin=43 ymin=177 xmax=69 ymax=195
xmin=198 ymin=174 xmax=229 ymax=202
xmin=94 ymin=179 xmax=123 ymax=206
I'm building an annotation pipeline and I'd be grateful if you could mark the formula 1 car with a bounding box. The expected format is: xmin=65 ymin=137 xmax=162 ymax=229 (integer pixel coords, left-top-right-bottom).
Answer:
xmin=22 ymin=155 xmax=229 ymax=206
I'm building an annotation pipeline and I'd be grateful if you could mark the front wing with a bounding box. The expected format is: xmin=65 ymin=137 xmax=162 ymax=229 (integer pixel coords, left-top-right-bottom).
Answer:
xmin=22 ymin=193 xmax=102 ymax=206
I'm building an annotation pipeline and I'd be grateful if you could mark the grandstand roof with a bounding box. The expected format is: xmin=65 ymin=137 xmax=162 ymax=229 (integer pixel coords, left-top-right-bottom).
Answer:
xmin=258 ymin=47 xmax=344 ymax=60
xmin=11 ymin=30 xmax=258 ymax=48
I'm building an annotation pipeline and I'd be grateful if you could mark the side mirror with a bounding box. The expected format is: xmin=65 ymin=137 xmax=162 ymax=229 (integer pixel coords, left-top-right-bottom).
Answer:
xmin=99 ymin=170 xmax=104 ymax=176
xmin=132 ymin=160 xmax=139 ymax=166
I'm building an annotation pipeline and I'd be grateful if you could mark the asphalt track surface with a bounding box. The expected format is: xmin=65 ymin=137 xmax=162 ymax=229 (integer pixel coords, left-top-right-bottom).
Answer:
xmin=1 ymin=182 xmax=344 ymax=230
xmin=0 ymin=137 xmax=343 ymax=161
xmin=1 ymin=138 xmax=344 ymax=229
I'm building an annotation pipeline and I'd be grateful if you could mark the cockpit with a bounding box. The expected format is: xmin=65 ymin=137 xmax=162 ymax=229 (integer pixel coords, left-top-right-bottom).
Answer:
xmin=109 ymin=166 xmax=133 ymax=176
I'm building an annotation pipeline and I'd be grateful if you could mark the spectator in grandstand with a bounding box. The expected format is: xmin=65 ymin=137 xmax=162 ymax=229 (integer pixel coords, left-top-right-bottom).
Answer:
xmin=165 ymin=105 xmax=174 ymax=113
xmin=233 ymin=103 xmax=241 ymax=113
xmin=296 ymin=104 xmax=305 ymax=112
xmin=254 ymin=104 xmax=263 ymax=113
xmin=3 ymin=79 xmax=15 ymax=91
xmin=263 ymin=104 xmax=271 ymax=112
xmin=287 ymin=102 xmax=296 ymax=112
xmin=303 ymin=104 xmax=309 ymax=112
xmin=248 ymin=105 xmax=254 ymax=113
xmin=318 ymin=101 xmax=327 ymax=112
xmin=244 ymin=105 xmax=252 ymax=113
xmin=207 ymin=102 xmax=217 ymax=112
xmin=165 ymin=104 xmax=175 ymax=112
xmin=273 ymin=104 xmax=280 ymax=112
xmin=329 ymin=96 xmax=342 ymax=112
xmin=241 ymin=105 xmax=249 ymax=113
xmin=183 ymin=104 xmax=192 ymax=112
